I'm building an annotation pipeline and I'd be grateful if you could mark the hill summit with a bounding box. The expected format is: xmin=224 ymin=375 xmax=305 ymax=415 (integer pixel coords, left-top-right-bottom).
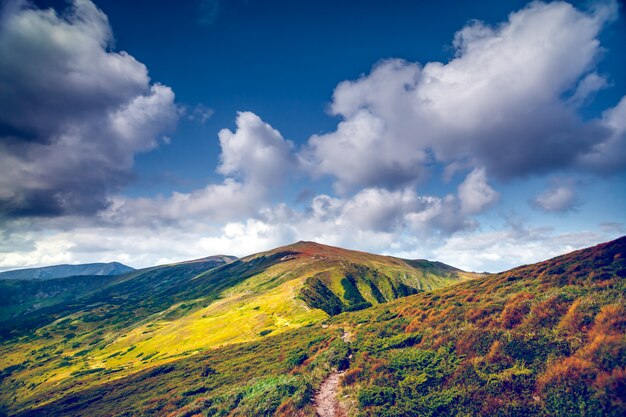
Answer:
xmin=250 ymin=240 xmax=476 ymax=315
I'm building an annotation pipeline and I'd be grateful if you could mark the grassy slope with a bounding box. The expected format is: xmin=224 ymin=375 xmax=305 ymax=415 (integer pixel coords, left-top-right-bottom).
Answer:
xmin=0 ymin=242 xmax=471 ymax=414
xmin=338 ymin=236 xmax=626 ymax=417
xmin=0 ymin=262 xmax=134 ymax=281
xmin=0 ymin=257 xmax=236 ymax=412
xmin=8 ymin=236 xmax=625 ymax=417
xmin=0 ymin=275 xmax=118 ymax=321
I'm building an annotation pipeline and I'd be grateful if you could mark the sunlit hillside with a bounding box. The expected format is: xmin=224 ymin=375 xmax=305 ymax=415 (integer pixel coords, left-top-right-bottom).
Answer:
xmin=0 ymin=242 xmax=474 ymax=414
xmin=2 ymin=237 xmax=624 ymax=416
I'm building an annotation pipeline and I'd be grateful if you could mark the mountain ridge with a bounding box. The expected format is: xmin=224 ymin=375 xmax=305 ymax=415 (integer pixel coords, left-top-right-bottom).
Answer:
xmin=0 ymin=262 xmax=135 ymax=281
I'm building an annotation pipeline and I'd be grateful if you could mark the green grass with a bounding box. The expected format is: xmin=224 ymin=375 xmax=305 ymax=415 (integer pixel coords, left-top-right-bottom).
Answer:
xmin=7 ymin=236 xmax=625 ymax=417
xmin=0 ymin=241 xmax=472 ymax=414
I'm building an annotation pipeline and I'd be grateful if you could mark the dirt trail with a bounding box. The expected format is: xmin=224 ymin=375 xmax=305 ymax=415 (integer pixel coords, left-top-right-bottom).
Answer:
xmin=314 ymin=370 xmax=346 ymax=417
xmin=314 ymin=329 xmax=351 ymax=417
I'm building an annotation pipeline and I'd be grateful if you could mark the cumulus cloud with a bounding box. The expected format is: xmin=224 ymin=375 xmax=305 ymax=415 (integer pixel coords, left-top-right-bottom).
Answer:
xmin=533 ymin=182 xmax=579 ymax=213
xmin=457 ymin=168 xmax=499 ymax=214
xmin=303 ymin=186 xmax=479 ymax=238
xmin=578 ymin=96 xmax=626 ymax=172
xmin=0 ymin=0 xmax=178 ymax=217
xmin=86 ymin=112 xmax=296 ymax=228
xmin=99 ymin=179 xmax=264 ymax=227
xmin=303 ymin=1 xmax=624 ymax=191
xmin=303 ymin=61 xmax=426 ymax=191
xmin=218 ymin=112 xmax=298 ymax=187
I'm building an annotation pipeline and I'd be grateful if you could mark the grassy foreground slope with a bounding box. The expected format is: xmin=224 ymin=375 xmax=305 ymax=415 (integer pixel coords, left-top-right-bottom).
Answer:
xmin=339 ymin=235 xmax=626 ymax=416
xmin=0 ymin=242 xmax=472 ymax=414
xmin=6 ymin=236 xmax=625 ymax=417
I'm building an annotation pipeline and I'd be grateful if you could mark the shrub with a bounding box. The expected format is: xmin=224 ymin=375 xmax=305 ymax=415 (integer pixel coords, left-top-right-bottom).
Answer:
xmin=557 ymin=299 xmax=590 ymax=336
xmin=500 ymin=293 xmax=533 ymax=329
xmin=538 ymin=356 xmax=600 ymax=417
xmin=341 ymin=367 xmax=362 ymax=386
xmin=591 ymin=304 xmax=626 ymax=337
xmin=523 ymin=294 xmax=571 ymax=329
xmin=581 ymin=334 xmax=626 ymax=372
xmin=502 ymin=332 xmax=570 ymax=366
xmin=201 ymin=365 xmax=217 ymax=377
xmin=285 ymin=350 xmax=308 ymax=367
xmin=235 ymin=375 xmax=300 ymax=416
xmin=326 ymin=339 xmax=350 ymax=370
xmin=145 ymin=364 xmax=175 ymax=378
xmin=593 ymin=367 xmax=626 ymax=412
xmin=358 ymin=386 xmax=395 ymax=407
xmin=182 ymin=385 xmax=209 ymax=396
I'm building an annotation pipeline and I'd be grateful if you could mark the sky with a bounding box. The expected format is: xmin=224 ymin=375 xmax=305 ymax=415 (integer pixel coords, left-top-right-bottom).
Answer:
xmin=0 ymin=0 xmax=625 ymax=272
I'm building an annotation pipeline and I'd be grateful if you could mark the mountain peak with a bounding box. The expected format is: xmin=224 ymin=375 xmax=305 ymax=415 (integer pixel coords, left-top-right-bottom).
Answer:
xmin=272 ymin=240 xmax=372 ymax=254
xmin=175 ymin=255 xmax=238 ymax=265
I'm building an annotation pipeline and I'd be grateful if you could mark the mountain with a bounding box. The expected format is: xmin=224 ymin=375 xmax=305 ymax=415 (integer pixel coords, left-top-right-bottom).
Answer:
xmin=6 ymin=238 xmax=624 ymax=417
xmin=0 ymin=257 xmax=237 ymax=325
xmin=0 ymin=242 xmax=475 ymax=415
xmin=246 ymin=241 xmax=477 ymax=315
xmin=6 ymin=237 xmax=622 ymax=417
xmin=0 ymin=262 xmax=135 ymax=281
xmin=175 ymin=255 xmax=238 ymax=265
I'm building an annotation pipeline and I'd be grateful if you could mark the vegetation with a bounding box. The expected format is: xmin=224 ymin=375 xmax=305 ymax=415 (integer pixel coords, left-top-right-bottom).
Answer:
xmin=337 ymin=236 xmax=626 ymax=416
xmin=0 ymin=241 xmax=471 ymax=415
xmin=0 ymin=275 xmax=117 ymax=321
xmin=1 ymin=237 xmax=624 ymax=416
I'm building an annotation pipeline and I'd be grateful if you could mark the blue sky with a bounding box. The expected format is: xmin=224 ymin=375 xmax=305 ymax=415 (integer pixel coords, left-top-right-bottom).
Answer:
xmin=0 ymin=0 xmax=625 ymax=272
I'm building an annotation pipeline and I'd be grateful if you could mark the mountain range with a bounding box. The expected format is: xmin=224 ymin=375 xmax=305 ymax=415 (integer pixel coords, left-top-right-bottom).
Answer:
xmin=0 ymin=238 xmax=624 ymax=417
xmin=0 ymin=262 xmax=134 ymax=281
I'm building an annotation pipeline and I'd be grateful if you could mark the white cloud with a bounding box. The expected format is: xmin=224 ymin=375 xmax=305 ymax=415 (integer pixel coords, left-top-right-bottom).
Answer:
xmin=218 ymin=111 xmax=298 ymax=187
xmin=303 ymin=64 xmax=427 ymax=191
xmin=578 ymin=96 xmax=626 ymax=172
xmin=183 ymin=103 xmax=214 ymax=124
xmin=431 ymin=228 xmax=616 ymax=272
xmin=66 ymin=110 xmax=300 ymax=230
xmin=458 ymin=168 xmax=499 ymax=214
xmin=300 ymin=185 xmax=482 ymax=240
xmin=568 ymin=72 xmax=608 ymax=107
xmin=533 ymin=182 xmax=578 ymax=213
xmin=0 ymin=0 xmax=178 ymax=216
xmin=303 ymin=1 xmax=624 ymax=191
xmin=99 ymin=179 xmax=264 ymax=227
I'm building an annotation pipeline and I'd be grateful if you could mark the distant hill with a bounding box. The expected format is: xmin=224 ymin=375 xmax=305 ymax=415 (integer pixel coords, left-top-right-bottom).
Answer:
xmin=0 ymin=262 xmax=135 ymax=280
xmin=0 ymin=241 xmax=475 ymax=414
xmin=174 ymin=255 xmax=238 ymax=265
